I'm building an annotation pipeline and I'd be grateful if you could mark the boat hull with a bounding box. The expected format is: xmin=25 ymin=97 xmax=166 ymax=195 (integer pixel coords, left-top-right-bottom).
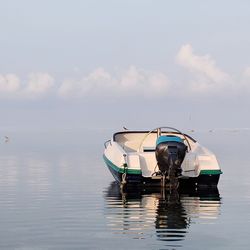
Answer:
xmin=104 ymin=157 xmax=220 ymax=188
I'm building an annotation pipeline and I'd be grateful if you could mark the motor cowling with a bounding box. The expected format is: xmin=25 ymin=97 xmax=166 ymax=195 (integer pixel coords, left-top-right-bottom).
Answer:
xmin=155 ymin=136 xmax=187 ymax=176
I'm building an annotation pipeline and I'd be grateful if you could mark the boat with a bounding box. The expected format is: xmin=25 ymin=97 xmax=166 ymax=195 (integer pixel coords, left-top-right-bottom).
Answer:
xmin=103 ymin=127 xmax=222 ymax=188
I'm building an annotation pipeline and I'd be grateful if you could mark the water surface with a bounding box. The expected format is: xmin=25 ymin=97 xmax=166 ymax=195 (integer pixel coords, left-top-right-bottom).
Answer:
xmin=0 ymin=129 xmax=250 ymax=249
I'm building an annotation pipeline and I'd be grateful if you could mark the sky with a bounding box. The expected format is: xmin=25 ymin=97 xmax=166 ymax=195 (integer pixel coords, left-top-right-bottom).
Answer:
xmin=1 ymin=0 xmax=250 ymax=132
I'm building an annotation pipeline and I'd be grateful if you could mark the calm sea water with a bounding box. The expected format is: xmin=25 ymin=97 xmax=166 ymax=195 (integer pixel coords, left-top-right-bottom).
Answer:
xmin=0 ymin=128 xmax=250 ymax=250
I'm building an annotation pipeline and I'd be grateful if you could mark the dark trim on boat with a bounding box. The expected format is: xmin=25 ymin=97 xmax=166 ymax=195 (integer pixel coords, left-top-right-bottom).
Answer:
xmin=106 ymin=160 xmax=143 ymax=184
xmin=180 ymin=174 xmax=220 ymax=188
xmin=113 ymin=131 xmax=197 ymax=143
xmin=105 ymin=181 xmax=220 ymax=199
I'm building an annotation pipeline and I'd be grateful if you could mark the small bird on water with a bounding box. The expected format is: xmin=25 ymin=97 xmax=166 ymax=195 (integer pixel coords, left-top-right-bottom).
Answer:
xmin=5 ymin=136 xmax=9 ymax=143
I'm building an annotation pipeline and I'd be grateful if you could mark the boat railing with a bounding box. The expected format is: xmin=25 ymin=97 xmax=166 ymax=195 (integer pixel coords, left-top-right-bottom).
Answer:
xmin=104 ymin=139 xmax=111 ymax=149
xmin=137 ymin=126 xmax=192 ymax=152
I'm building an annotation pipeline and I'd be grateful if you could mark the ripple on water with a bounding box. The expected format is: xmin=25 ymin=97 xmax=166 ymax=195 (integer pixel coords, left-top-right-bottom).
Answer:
xmin=104 ymin=182 xmax=221 ymax=247
xmin=0 ymin=146 xmax=222 ymax=249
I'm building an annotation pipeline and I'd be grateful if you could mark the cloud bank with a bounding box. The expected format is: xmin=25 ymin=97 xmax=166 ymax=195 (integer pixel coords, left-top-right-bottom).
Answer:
xmin=0 ymin=73 xmax=54 ymax=99
xmin=25 ymin=73 xmax=54 ymax=96
xmin=58 ymin=66 xmax=170 ymax=98
xmin=1 ymin=44 xmax=250 ymax=100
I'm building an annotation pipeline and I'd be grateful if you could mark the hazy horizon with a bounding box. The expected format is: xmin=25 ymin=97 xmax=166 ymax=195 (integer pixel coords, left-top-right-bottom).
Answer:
xmin=1 ymin=0 xmax=250 ymax=131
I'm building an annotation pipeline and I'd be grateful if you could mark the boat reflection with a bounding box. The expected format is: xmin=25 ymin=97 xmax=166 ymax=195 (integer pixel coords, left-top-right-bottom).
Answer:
xmin=104 ymin=182 xmax=221 ymax=245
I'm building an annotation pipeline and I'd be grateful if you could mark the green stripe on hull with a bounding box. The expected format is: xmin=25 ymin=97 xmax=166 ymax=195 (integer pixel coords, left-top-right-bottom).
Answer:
xmin=103 ymin=155 xmax=142 ymax=175
xmin=200 ymin=170 xmax=222 ymax=175
xmin=103 ymin=155 xmax=222 ymax=176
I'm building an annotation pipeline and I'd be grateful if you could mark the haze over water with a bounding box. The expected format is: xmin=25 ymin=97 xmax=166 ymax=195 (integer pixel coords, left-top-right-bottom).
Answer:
xmin=1 ymin=1 xmax=250 ymax=249
xmin=0 ymin=128 xmax=249 ymax=249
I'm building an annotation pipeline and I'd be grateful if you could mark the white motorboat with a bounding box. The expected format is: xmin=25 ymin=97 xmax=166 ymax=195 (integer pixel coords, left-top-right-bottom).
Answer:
xmin=103 ymin=127 xmax=222 ymax=188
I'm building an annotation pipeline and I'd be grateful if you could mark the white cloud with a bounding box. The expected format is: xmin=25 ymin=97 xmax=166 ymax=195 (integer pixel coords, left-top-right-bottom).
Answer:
xmin=58 ymin=67 xmax=113 ymax=97
xmin=24 ymin=73 xmax=54 ymax=96
xmin=243 ymin=67 xmax=250 ymax=78
xmin=0 ymin=73 xmax=54 ymax=99
xmin=0 ymin=74 xmax=20 ymax=94
xmin=58 ymin=65 xmax=170 ymax=98
xmin=176 ymin=44 xmax=230 ymax=93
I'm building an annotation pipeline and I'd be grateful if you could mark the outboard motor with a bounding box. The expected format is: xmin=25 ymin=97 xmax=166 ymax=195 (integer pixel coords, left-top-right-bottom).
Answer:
xmin=155 ymin=135 xmax=187 ymax=182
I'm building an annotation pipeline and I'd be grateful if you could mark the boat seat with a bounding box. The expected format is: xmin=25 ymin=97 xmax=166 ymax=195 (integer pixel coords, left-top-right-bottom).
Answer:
xmin=122 ymin=141 xmax=140 ymax=152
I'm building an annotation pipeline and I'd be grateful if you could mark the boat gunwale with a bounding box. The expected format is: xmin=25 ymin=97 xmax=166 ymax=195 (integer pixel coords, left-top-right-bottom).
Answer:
xmin=113 ymin=131 xmax=197 ymax=143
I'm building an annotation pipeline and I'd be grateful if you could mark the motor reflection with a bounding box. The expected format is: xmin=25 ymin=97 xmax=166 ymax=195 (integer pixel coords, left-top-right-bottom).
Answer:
xmin=104 ymin=182 xmax=221 ymax=244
